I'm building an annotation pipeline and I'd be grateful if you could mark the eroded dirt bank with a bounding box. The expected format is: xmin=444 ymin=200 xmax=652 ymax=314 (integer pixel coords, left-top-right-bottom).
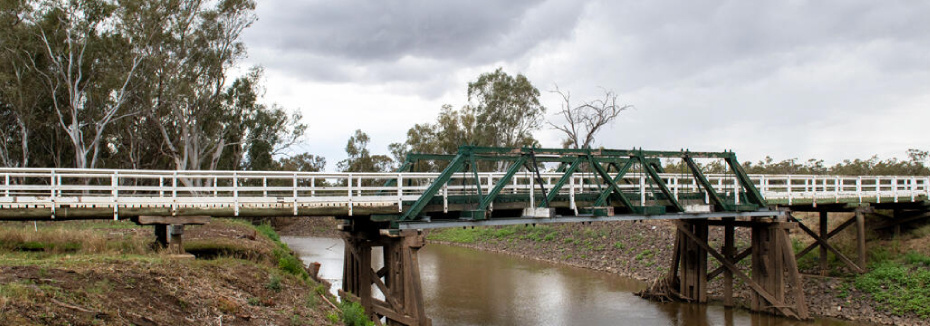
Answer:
xmin=0 ymin=219 xmax=343 ymax=326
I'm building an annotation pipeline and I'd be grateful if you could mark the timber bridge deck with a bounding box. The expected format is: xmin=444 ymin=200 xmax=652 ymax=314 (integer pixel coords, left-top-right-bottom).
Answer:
xmin=1 ymin=146 xmax=927 ymax=325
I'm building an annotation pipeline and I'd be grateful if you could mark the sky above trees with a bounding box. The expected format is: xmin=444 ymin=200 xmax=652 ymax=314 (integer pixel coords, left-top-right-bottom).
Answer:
xmin=240 ymin=0 xmax=930 ymax=169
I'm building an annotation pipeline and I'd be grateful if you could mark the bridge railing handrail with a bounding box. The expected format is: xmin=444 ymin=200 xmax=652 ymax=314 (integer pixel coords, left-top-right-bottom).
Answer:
xmin=0 ymin=168 xmax=927 ymax=217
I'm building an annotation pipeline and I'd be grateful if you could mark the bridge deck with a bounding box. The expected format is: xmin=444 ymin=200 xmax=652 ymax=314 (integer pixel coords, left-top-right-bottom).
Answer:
xmin=0 ymin=168 xmax=925 ymax=221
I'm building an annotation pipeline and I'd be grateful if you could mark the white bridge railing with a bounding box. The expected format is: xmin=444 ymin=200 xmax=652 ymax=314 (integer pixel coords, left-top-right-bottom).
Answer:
xmin=0 ymin=168 xmax=927 ymax=217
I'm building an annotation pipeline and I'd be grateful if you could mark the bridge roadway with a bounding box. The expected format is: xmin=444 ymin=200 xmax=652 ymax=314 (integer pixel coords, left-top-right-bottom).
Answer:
xmin=0 ymin=168 xmax=926 ymax=226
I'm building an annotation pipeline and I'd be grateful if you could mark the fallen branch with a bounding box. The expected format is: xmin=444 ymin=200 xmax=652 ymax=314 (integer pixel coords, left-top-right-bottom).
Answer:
xmin=49 ymin=297 xmax=95 ymax=313
xmin=320 ymin=294 xmax=338 ymax=310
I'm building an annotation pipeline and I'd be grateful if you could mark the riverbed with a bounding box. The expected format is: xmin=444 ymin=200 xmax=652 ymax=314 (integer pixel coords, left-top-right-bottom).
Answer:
xmin=283 ymin=236 xmax=864 ymax=326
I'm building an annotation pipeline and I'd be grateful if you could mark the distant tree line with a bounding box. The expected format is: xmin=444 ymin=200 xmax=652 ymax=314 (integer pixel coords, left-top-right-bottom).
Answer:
xmin=740 ymin=149 xmax=930 ymax=176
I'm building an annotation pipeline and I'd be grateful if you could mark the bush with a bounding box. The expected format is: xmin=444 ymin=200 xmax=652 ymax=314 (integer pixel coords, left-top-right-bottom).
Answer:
xmin=265 ymin=275 xmax=282 ymax=292
xmin=340 ymin=300 xmax=374 ymax=326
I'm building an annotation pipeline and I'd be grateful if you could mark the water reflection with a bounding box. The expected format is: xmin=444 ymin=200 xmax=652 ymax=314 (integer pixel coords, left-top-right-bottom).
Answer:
xmin=283 ymin=236 xmax=861 ymax=326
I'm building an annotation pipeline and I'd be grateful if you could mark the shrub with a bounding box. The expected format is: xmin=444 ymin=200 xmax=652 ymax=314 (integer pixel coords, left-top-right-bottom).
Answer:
xmin=340 ymin=300 xmax=374 ymax=326
xmin=265 ymin=275 xmax=282 ymax=292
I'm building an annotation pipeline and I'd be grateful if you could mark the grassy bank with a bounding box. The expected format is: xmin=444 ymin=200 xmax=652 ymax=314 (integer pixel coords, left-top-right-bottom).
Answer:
xmin=0 ymin=219 xmax=371 ymax=326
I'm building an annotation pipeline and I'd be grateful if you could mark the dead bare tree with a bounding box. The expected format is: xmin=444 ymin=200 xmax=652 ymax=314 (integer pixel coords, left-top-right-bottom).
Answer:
xmin=548 ymin=85 xmax=631 ymax=149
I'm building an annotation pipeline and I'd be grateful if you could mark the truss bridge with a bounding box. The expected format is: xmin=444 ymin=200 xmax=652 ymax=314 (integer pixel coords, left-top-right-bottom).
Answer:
xmin=1 ymin=146 xmax=927 ymax=325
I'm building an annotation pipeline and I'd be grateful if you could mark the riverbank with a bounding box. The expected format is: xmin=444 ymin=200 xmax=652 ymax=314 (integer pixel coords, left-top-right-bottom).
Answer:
xmin=275 ymin=216 xmax=928 ymax=326
xmin=0 ymin=219 xmax=362 ymax=325
xmin=426 ymin=218 xmax=930 ymax=326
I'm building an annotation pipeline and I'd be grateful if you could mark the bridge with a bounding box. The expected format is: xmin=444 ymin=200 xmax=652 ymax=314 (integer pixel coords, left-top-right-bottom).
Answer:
xmin=1 ymin=146 xmax=928 ymax=325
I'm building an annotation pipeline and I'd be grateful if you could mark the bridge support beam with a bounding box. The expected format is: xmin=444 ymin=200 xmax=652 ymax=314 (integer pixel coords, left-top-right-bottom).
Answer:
xmin=340 ymin=226 xmax=431 ymax=326
xmin=664 ymin=219 xmax=809 ymax=320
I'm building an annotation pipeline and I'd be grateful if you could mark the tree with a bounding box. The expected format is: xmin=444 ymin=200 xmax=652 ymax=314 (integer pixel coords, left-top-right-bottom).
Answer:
xmin=338 ymin=129 xmax=392 ymax=173
xmin=124 ymin=0 xmax=263 ymax=171
xmin=467 ymin=67 xmax=545 ymax=148
xmin=392 ymin=68 xmax=544 ymax=171
xmin=0 ymin=1 xmax=43 ymax=167
xmin=30 ymin=0 xmax=143 ymax=169
xmin=278 ymin=153 xmax=326 ymax=172
xmin=548 ymin=86 xmax=630 ymax=149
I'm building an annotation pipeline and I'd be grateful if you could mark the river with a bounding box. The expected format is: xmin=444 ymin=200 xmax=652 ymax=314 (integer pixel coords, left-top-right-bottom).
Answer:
xmin=283 ymin=236 xmax=864 ymax=326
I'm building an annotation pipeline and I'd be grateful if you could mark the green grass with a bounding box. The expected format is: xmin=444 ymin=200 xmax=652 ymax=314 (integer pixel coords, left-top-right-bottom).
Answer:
xmin=854 ymin=251 xmax=930 ymax=318
xmin=613 ymin=242 xmax=625 ymax=250
xmin=635 ymin=249 xmax=655 ymax=261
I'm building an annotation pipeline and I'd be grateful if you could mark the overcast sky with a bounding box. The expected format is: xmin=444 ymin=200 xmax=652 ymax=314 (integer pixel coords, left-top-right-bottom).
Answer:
xmin=241 ymin=0 xmax=930 ymax=171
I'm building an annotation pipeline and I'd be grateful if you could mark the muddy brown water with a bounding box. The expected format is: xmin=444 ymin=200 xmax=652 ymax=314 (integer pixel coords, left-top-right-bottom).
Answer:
xmin=283 ymin=236 xmax=865 ymax=326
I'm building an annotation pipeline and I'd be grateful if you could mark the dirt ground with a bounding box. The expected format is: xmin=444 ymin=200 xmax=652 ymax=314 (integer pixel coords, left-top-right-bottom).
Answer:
xmin=0 ymin=220 xmax=341 ymax=326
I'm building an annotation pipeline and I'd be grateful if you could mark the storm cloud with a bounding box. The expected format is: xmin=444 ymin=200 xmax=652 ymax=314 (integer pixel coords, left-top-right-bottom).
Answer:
xmin=241 ymin=0 xmax=930 ymax=168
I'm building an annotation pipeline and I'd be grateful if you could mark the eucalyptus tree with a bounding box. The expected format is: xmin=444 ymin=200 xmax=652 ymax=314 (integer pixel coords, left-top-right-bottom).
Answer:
xmin=25 ymin=0 xmax=144 ymax=169
xmin=0 ymin=0 xmax=44 ymax=167
xmin=339 ymin=129 xmax=392 ymax=173
xmin=118 ymin=0 xmax=261 ymax=171
xmin=392 ymin=68 xmax=544 ymax=171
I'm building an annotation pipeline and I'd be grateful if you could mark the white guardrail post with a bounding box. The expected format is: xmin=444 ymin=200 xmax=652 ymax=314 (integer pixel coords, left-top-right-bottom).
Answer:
xmin=347 ymin=173 xmax=353 ymax=216
xmin=112 ymin=171 xmax=119 ymax=220
xmin=293 ymin=173 xmax=299 ymax=216
xmin=397 ymin=173 xmax=403 ymax=212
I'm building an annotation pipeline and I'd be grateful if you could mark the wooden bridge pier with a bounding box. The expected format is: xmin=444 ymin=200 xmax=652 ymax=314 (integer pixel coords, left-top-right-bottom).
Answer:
xmin=339 ymin=219 xmax=431 ymax=326
xmin=669 ymin=218 xmax=809 ymax=319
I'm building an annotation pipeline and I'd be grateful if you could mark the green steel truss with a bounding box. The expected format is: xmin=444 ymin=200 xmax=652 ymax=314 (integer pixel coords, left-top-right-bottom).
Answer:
xmin=376 ymin=146 xmax=766 ymax=225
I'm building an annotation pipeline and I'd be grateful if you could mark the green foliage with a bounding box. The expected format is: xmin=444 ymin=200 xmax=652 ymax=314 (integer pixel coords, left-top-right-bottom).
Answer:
xmin=255 ymin=223 xmax=280 ymax=242
xmin=277 ymin=252 xmax=308 ymax=280
xmin=635 ymin=249 xmax=655 ymax=261
xmin=338 ymin=129 xmax=393 ymax=173
xmin=904 ymin=251 xmax=930 ymax=267
xmin=0 ymin=0 xmax=311 ymax=171
xmin=392 ymin=68 xmax=545 ymax=171
xmin=613 ymin=242 xmax=625 ymax=250
xmin=854 ymin=252 xmax=930 ymax=317
xmin=265 ymin=275 xmax=282 ymax=292
xmin=339 ymin=300 xmax=374 ymax=326
xmin=255 ymin=222 xmax=310 ymax=280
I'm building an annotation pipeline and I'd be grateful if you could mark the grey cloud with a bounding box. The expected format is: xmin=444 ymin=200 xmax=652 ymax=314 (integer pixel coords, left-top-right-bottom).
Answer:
xmin=594 ymin=0 xmax=930 ymax=87
xmin=244 ymin=0 xmax=587 ymax=85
